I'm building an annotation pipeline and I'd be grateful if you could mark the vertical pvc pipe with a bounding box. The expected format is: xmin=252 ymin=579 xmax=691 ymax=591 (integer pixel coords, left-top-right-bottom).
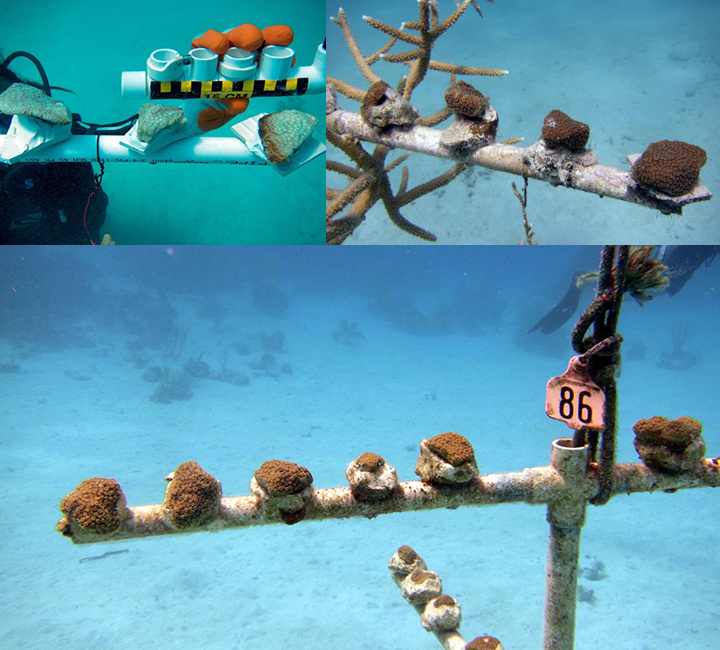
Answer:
xmin=543 ymin=438 xmax=589 ymax=650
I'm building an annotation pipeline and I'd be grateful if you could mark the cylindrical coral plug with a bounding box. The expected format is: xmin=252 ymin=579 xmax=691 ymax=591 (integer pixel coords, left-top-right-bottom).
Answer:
xmin=415 ymin=432 xmax=479 ymax=484
xmin=345 ymin=452 xmax=398 ymax=501
xmin=420 ymin=594 xmax=462 ymax=632
xmin=251 ymin=459 xmax=314 ymax=524
xmin=400 ymin=568 xmax=443 ymax=604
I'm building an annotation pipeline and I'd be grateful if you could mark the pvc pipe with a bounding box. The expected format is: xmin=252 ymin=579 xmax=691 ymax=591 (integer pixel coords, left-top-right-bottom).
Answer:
xmin=56 ymin=456 xmax=720 ymax=545
xmin=259 ymin=45 xmax=294 ymax=80
xmin=0 ymin=135 xmax=266 ymax=165
xmin=122 ymin=42 xmax=325 ymax=99
xmin=293 ymin=41 xmax=325 ymax=95
xmin=543 ymin=439 xmax=590 ymax=650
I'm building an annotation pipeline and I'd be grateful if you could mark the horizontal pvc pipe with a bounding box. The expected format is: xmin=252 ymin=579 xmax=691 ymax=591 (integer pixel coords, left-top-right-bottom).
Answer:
xmin=57 ymin=457 xmax=720 ymax=544
xmin=0 ymin=135 xmax=265 ymax=164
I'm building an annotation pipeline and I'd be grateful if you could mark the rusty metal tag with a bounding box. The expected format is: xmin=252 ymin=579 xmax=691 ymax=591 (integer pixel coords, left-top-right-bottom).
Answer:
xmin=546 ymin=356 xmax=605 ymax=430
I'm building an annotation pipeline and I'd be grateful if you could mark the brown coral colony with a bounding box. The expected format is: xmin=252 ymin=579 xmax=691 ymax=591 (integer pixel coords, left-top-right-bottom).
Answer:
xmin=466 ymin=637 xmax=504 ymax=650
xmin=355 ymin=451 xmax=385 ymax=471
xmin=397 ymin=545 xmax=419 ymax=564
xmin=445 ymin=81 xmax=489 ymax=117
xmin=164 ymin=461 xmax=222 ymax=529
xmin=59 ymin=478 xmax=125 ymax=534
xmin=631 ymin=140 xmax=706 ymax=196
xmin=254 ymin=459 xmax=313 ymax=496
xmin=426 ymin=432 xmax=476 ymax=466
xmin=541 ymin=109 xmax=589 ymax=152
xmin=632 ymin=415 xmax=705 ymax=473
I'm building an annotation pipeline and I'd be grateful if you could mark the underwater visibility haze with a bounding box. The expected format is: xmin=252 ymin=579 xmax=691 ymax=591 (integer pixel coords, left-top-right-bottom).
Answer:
xmin=0 ymin=245 xmax=718 ymax=649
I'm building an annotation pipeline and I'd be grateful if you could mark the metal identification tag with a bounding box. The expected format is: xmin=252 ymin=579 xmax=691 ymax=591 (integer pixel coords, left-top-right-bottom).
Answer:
xmin=546 ymin=356 xmax=605 ymax=430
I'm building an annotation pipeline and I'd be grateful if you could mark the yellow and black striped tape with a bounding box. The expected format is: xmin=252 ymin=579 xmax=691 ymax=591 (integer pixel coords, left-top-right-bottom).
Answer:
xmin=149 ymin=78 xmax=309 ymax=100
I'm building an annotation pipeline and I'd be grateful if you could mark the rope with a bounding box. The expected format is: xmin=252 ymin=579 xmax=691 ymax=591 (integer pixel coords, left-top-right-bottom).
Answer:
xmin=570 ymin=246 xmax=628 ymax=505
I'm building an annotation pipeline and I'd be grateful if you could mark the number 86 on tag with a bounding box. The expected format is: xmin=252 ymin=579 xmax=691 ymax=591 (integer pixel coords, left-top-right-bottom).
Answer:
xmin=545 ymin=356 xmax=605 ymax=430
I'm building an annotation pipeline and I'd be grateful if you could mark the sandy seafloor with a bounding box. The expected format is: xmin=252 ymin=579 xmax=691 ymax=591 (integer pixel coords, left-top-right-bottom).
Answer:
xmin=327 ymin=0 xmax=720 ymax=244
xmin=0 ymin=245 xmax=718 ymax=649
xmin=1 ymin=0 xmax=325 ymax=244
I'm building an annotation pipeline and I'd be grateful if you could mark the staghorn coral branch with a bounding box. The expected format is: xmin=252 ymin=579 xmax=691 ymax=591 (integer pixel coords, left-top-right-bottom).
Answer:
xmin=396 ymin=162 xmax=466 ymax=207
xmin=416 ymin=106 xmax=454 ymax=127
xmin=326 ymin=127 xmax=376 ymax=170
xmin=401 ymin=59 xmax=509 ymax=75
xmin=362 ymin=16 xmax=423 ymax=45
xmin=435 ymin=0 xmax=472 ymax=37
xmin=367 ymin=38 xmax=397 ymax=65
xmin=331 ymin=9 xmax=381 ymax=84
xmin=326 ymin=171 xmax=376 ymax=219
xmin=398 ymin=166 xmax=409 ymax=195
xmin=379 ymin=49 xmax=424 ymax=64
xmin=327 ymin=160 xmax=362 ymax=179
xmin=327 ymin=77 xmax=366 ymax=102
xmin=430 ymin=0 xmax=439 ymax=30
xmin=384 ymin=152 xmax=412 ymax=173
xmin=327 ymin=212 xmax=366 ymax=245
xmin=327 ymin=0 xmax=514 ymax=243
xmin=326 ymin=159 xmax=362 ymax=178
xmin=326 ymin=188 xmax=341 ymax=200
xmin=377 ymin=172 xmax=437 ymax=241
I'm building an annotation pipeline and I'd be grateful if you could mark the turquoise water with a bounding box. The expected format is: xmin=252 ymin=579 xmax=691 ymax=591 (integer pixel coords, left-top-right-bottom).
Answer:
xmin=1 ymin=246 xmax=718 ymax=649
xmin=327 ymin=0 xmax=720 ymax=244
xmin=2 ymin=0 xmax=324 ymax=243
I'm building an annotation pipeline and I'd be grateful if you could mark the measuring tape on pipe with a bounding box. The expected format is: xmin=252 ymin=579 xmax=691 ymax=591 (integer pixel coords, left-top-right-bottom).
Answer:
xmin=149 ymin=78 xmax=310 ymax=100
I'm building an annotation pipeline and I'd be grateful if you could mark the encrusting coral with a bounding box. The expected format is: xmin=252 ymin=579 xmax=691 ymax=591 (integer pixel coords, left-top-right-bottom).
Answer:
xmin=631 ymin=140 xmax=707 ymax=197
xmin=540 ymin=110 xmax=589 ymax=153
xmin=327 ymin=0 xmax=507 ymax=243
xmin=415 ymin=432 xmax=479 ymax=484
xmin=162 ymin=461 xmax=222 ymax=529
xmin=57 ymin=478 xmax=129 ymax=536
xmin=632 ymin=416 xmax=705 ymax=473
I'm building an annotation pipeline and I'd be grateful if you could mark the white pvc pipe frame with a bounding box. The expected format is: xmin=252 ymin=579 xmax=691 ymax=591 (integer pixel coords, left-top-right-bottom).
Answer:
xmin=0 ymin=135 xmax=264 ymax=165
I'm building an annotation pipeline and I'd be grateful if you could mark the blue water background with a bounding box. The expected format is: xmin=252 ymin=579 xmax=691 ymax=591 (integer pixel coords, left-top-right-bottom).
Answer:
xmin=327 ymin=0 xmax=720 ymax=244
xmin=1 ymin=0 xmax=325 ymax=243
xmin=0 ymin=245 xmax=718 ymax=648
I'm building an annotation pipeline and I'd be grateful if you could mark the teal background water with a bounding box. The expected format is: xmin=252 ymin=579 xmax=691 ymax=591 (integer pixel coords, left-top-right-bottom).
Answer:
xmin=2 ymin=0 xmax=325 ymax=243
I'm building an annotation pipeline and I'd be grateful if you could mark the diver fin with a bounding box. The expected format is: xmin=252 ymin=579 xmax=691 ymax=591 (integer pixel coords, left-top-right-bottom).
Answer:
xmin=528 ymin=273 xmax=584 ymax=334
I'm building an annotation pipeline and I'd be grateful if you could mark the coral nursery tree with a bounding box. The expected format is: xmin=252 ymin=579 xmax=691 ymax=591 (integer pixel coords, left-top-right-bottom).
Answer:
xmin=325 ymin=0 xmax=711 ymax=244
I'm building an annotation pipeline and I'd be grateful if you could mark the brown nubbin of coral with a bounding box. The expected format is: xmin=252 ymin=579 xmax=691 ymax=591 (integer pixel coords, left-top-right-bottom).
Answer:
xmin=59 ymin=457 xmax=720 ymax=544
